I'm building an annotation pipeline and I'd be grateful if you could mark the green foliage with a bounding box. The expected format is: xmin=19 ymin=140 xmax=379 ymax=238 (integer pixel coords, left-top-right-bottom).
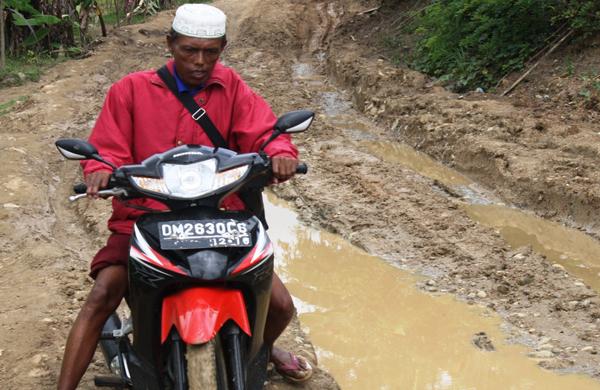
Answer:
xmin=560 ymin=0 xmax=600 ymax=35
xmin=12 ymin=13 xmax=60 ymax=27
xmin=0 ymin=0 xmax=210 ymax=86
xmin=407 ymin=0 xmax=600 ymax=92
xmin=411 ymin=0 xmax=558 ymax=91
xmin=3 ymin=0 xmax=64 ymax=48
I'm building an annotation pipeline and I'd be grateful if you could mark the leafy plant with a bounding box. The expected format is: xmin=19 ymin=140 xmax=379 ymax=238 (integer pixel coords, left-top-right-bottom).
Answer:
xmin=411 ymin=0 xmax=558 ymax=92
xmin=5 ymin=0 xmax=61 ymax=47
xmin=406 ymin=0 xmax=600 ymax=92
xmin=565 ymin=58 xmax=575 ymax=77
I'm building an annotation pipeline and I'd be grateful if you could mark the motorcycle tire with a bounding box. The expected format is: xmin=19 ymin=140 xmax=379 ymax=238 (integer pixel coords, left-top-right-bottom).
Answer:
xmin=186 ymin=341 xmax=218 ymax=390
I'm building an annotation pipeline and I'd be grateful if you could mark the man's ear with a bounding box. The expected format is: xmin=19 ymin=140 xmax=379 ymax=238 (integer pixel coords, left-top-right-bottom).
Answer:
xmin=166 ymin=36 xmax=174 ymax=53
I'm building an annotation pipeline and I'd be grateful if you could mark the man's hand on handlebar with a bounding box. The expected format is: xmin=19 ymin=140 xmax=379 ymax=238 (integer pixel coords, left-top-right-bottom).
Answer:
xmin=271 ymin=156 xmax=298 ymax=184
xmin=85 ymin=171 xmax=112 ymax=198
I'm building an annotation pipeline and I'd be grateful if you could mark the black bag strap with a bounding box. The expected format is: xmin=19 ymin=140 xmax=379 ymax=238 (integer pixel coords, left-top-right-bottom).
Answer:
xmin=157 ymin=65 xmax=228 ymax=148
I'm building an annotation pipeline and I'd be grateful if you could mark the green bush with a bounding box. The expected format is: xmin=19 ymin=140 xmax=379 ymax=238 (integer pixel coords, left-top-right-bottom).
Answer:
xmin=409 ymin=0 xmax=600 ymax=92
xmin=563 ymin=0 xmax=600 ymax=35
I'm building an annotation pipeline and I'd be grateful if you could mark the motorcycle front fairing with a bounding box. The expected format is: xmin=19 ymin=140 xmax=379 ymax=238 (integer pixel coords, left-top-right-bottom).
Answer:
xmin=125 ymin=207 xmax=274 ymax=388
xmin=116 ymin=144 xmax=269 ymax=211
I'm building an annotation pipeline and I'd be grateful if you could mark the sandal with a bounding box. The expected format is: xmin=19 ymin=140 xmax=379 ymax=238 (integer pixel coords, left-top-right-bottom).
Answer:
xmin=273 ymin=352 xmax=314 ymax=383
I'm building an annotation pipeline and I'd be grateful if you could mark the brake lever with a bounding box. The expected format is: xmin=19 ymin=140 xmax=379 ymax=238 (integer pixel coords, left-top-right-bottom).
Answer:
xmin=69 ymin=188 xmax=128 ymax=202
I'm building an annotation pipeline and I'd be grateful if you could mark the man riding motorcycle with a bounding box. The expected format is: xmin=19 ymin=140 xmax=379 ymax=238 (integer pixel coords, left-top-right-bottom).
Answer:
xmin=57 ymin=4 xmax=312 ymax=389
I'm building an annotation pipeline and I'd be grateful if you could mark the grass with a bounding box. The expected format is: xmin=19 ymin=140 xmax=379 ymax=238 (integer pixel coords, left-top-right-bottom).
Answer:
xmin=0 ymin=54 xmax=65 ymax=88
xmin=0 ymin=96 xmax=30 ymax=116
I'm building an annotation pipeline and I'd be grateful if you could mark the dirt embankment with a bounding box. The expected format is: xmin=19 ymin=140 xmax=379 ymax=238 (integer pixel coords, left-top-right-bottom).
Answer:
xmin=327 ymin=1 xmax=600 ymax=236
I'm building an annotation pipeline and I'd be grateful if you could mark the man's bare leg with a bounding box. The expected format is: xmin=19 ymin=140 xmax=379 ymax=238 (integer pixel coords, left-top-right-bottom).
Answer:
xmin=264 ymin=273 xmax=311 ymax=380
xmin=264 ymin=273 xmax=294 ymax=347
xmin=57 ymin=266 xmax=127 ymax=390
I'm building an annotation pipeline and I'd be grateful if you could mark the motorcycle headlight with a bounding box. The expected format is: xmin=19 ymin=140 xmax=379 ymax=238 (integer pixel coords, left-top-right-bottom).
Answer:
xmin=130 ymin=159 xmax=249 ymax=199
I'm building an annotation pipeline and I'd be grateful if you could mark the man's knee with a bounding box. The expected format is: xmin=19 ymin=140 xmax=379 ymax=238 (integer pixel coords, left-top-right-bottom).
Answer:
xmin=269 ymin=287 xmax=295 ymax=324
xmin=81 ymin=266 xmax=127 ymax=317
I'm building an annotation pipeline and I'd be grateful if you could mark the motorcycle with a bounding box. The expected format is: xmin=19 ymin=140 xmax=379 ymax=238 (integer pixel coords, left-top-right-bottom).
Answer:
xmin=55 ymin=110 xmax=314 ymax=390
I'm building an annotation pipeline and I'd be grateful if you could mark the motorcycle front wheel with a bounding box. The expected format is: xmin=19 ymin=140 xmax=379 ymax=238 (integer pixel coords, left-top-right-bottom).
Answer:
xmin=186 ymin=340 xmax=218 ymax=390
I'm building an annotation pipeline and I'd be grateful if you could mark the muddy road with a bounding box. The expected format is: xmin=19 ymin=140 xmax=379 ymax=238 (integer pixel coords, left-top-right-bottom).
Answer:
xmin=2 ymin=0 xmax=600 ymax=388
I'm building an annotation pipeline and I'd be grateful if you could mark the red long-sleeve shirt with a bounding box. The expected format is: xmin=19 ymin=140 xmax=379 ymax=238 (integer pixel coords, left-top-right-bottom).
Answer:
xmin=82 ymin=60 xmax=297 ymax=235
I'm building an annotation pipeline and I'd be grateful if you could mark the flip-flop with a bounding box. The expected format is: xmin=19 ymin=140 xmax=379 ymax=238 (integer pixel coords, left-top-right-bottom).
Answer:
xmin=274 ymin=352 xmax=313 ymax=383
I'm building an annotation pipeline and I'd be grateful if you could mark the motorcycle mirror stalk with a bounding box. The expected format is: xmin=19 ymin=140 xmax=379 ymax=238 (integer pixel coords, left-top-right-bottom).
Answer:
xmin=259 ymin=110 xmax=314 ymax=152
xmin=55 ymin=139 xmax=118 ymax=170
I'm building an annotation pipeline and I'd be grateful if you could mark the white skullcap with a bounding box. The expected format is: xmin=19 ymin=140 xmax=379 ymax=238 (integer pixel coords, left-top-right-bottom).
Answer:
xmin=172 ymin=4 xmax=226 ymax=38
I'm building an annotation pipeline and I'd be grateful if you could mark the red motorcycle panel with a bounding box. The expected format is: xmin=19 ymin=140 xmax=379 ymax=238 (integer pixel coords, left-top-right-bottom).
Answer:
xmin=161 ymin=287 xmax=252 ymax=344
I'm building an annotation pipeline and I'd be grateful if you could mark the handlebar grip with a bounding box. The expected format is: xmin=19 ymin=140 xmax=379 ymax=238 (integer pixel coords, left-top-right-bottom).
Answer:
xmin=73 ymin=183 xmax=87 ymax=194
xmin=296 ymin=162 xmax=308 ymax=174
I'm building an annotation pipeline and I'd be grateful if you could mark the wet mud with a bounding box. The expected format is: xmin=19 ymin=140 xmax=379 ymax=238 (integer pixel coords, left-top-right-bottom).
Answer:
xmin=267 ymin=195 xmax=600 ymax=389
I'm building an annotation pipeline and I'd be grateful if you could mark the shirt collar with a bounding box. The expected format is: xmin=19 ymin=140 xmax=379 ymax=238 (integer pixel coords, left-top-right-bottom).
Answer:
xmin=173 ymin=67 xmax=204 ymax=95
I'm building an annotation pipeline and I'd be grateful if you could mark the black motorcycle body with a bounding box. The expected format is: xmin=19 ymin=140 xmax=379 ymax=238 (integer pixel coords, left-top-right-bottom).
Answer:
xmin=56 ymin=110 xmax=314 ymax=390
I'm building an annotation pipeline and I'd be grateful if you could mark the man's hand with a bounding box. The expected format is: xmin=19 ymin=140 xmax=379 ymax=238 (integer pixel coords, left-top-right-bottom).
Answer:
xmin=85 ymin=171 xmax=112 ymax=198
xmin=271 ymin=156 xmax=298 ymax=184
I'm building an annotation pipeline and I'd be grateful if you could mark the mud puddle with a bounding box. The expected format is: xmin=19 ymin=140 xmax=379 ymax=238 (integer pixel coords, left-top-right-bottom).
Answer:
xmin=365 ymin=140 xmax=600 ymax=293
xmin=293 ymin=60 xmax=377 ymax=142
xmin=265 ymin=194 xmax=600 ymax=389
xmin=366 ymin=141 xmax=471 ymax=187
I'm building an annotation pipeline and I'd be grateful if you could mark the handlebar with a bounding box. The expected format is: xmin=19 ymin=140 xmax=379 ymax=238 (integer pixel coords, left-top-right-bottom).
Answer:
xmin=296 ymin=162 xmax=308 ymax=175
xmin=73 ymin=183 xmax=87 ymax=194
xmin=70 ymin=162 xmax=308 ymax=201
xmin=69 ymin=188 xmax=128 ymax=202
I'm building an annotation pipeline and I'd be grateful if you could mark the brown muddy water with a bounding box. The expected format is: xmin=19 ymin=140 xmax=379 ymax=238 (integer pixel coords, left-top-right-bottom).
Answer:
xmin=265 ymin=195 xmax=600 ymax=389
xmin=365 ymin=142 xmax=471 ymax=186
xmin=366 ymin=141 xmax=600 ymax=294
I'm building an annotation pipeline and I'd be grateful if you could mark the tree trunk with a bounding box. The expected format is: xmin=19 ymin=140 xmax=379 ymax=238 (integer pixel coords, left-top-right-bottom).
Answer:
xmin=113 ymin=0 xmax=120 ymax=27
xmin=1 ymin=0 xmax=5 ymax=69
xmin=95 ymin=2 xmax=107 ymax=37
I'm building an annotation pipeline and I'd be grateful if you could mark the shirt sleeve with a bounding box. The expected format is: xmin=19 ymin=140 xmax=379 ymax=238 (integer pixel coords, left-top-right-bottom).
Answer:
xmin=81 ymin=79 xmax=134 ymax=175
xmin=230 ymin=78 xmax=298 ymax=159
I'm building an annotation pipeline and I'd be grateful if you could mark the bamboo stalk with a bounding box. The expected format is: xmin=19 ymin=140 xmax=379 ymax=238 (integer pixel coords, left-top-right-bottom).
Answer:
xmin=358 ymin=6 xmax=380 ymax=16
xmin=502 ymin=29 xmax=574 ymax=96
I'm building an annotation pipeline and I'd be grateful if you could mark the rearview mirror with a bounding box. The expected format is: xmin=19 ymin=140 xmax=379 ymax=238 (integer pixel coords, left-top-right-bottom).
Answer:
xmin=260 ymin=110 xmax=315 ymax=151
xmin=55 ymin=138 xmax=117 ymax=170
xmin=55 ymin=139 xmax=99 ymax=160
xmin=274 ymin=110 xmax=314 ymax=134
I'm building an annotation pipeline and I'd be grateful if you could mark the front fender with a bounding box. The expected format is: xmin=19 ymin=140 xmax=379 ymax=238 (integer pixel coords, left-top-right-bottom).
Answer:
xmin=161 ymin=287 xmax=252 ymax=344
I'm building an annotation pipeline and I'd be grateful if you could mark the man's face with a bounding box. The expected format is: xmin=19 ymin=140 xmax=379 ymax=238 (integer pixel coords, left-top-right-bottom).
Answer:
xmin=168 ymin=35 xmax=225 ymax=87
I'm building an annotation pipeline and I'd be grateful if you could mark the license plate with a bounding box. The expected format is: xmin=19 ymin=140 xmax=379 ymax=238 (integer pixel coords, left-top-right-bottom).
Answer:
xmin=158 ymin=219 xmax=253 ymax=250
